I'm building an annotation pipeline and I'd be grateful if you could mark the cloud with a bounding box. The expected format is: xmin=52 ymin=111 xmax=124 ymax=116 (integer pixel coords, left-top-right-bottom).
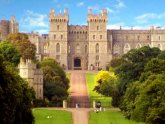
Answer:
xmin=77 ymin=2 xmax=84 ymax=7
xmin=88 ymin=5 xmax=100 ymax=12
xmin=135 ymin=13 xmax=165 ymax=24
xmin=20 ymin=10 xmax=49 ymax=34
xmin=106 ymin=7 xmax=115 ymax=13
xmin=115 ymin=0 xmax=126 ymax=9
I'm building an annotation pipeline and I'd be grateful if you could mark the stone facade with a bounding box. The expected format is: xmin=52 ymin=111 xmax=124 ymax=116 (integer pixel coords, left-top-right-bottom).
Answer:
xmin=0 ymin=16 xmax=18 ymax=41
xmin=18 ymin=58 xmax=43 ymax=99
xmin=47 ymin=8 xmax=165 ymax=70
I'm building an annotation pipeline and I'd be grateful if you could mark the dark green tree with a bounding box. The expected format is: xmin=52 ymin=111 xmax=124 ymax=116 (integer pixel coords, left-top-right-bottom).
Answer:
xmin=0 ymin=55 xmax=34 ymax=124
xmin=131 ymin=74 xmax=165 ymax=124
xmin=41 ymin=58 xmax=69 ymax=106
xmin=0 ymin=41 xmax=21 ymax=66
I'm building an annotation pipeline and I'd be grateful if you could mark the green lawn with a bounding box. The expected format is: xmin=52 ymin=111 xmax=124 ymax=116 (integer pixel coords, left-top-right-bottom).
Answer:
xmin=33 ymin=108 xmax=73 ymax=124
xmin=86 ymin=73 xmax=112 ymax=107
xmin=89 ymin=109 xmax=145 ymax=124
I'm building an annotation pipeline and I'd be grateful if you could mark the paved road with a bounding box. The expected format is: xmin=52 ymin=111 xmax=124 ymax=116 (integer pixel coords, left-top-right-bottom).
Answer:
xmin=70 ymin=71 xmax=90 ymax=108
xmin=69 ymin=71 xmax=90 ymax=124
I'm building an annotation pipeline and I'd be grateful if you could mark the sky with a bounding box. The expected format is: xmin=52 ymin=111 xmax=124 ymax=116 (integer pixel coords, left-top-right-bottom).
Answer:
xmin=0 ymin=0 xmax=165 ymax=34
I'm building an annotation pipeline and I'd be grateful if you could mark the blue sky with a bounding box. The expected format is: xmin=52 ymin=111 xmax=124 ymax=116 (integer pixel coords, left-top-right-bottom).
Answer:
xmin=0 ymin=0 xmax=165 ymax=34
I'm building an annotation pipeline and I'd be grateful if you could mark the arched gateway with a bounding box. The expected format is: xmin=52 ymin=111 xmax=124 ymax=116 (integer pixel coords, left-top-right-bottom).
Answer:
xmin=74 ymin=57 xmax=81 ymax=70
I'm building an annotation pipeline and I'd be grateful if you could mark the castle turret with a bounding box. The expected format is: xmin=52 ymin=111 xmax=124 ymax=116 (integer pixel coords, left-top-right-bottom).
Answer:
xmin=48 ymin=8 xmax=69 ymax=69
xmin=87 ymin=9 xmax=109 ymax=70
xmin=18 ymin=58 xmax=43 ymax=99
xmin=10 ymin=16 xmax=19 ymax=34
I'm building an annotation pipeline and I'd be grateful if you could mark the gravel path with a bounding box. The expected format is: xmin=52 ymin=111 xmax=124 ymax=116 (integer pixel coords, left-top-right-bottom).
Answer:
xmin=69 ymin=71 xmax=90 ymax=124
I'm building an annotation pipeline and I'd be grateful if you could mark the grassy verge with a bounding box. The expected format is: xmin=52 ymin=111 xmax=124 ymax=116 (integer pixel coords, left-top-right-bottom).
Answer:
xmin=33 ymin=108 xmax=73 ymax=124
xmin=89 ymin=109 xmax=145 ymax=124
xmin=86 ymin=73 xmax=112 ymax=107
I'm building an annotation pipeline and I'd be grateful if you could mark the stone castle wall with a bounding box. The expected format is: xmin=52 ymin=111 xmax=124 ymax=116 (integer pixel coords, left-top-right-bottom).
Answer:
xmin=47 ymin=8 xmax=165 ymax=70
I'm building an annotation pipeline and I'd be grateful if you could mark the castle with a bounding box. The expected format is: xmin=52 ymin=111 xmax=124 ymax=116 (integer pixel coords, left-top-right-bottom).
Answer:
xmin=47 ymin=8 xmax=165 ymax=70
xmin=1 ymin=9 xmax=165 ymax=71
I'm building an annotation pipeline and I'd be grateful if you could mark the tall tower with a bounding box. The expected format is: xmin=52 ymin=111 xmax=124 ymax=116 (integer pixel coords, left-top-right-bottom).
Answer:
xmin=48 ymin=8 xmax=69 ymax=69
xmin=10 ymin=16 xmax=19 ymax=34
xmin=18 ymin=58 xmax=43 ymax=99
xmin=87 ymin=9 xmax=108 ymax=70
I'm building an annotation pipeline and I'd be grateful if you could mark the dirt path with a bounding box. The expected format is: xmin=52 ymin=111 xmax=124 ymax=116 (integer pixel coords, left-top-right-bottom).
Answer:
xmin=69 ymin=71 xmax=90 ymax=124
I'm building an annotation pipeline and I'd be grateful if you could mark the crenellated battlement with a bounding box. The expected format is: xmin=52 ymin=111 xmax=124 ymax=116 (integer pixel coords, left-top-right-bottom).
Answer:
xmin=49 ymin=8 xmax=69 ymax=22
xmin=87 ymin=9 xmax=107 ymax=22
xmin=68 ymin=25 xmax=88 ymax=33
xmin=19 ymin=58 xmax=36 ymax=69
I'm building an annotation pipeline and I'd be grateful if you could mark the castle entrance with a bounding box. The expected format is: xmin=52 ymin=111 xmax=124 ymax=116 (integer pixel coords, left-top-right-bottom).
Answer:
xmin=74 ymin=58 xmax=82 ymax=70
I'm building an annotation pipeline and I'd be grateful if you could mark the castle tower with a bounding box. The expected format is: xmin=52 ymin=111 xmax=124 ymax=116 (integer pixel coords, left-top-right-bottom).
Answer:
xmin=87 ymin=9 xmax=109 ymax=70
xmin=18 ymin=58 xmax=43 ymax=99
xmin=10 ymin=16 xmax=19 ymax=34
xmin=0 ymin=16 xmax=19 ymax=41
xmin=48 ymin=8 xmax=69 ymax=69
xmin=0 ymin=19 xmax=10 ymax=41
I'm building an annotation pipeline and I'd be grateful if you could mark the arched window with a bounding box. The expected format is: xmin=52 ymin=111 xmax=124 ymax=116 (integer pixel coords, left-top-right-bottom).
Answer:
xmin=124 ymin=43 xmax=131 ymax=54
xmin=113 ymin=44 xmax=120 ymax=54
xmin=157 ymin=44 xmax=162 ymax=50
xmin=96 ymin=43 xmax=99 ymax=53
xmin=76 ymin=44 xmax=80 ymax=53
xmin=85 ymin=45 xmax=88 ymax=53
xmin=56 ymin=43 xmax=60 ymax=53
xmin=68 ymin=45 xmax=71 ymax=53
xmin=136 ymin=43 xmax=141 ymax=49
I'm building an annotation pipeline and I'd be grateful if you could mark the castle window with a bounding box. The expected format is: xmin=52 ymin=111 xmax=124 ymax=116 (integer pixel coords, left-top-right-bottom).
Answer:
xmin=96 ymin=55 xmax=99 ymax=61
xmin=57 ymin=25 xmax=60 ymax=30
xmin=124 ymin=43 xmax=131 ymax=54
xmin=54 ymin=34 xmax=56 ymax=39
xmin=100 ymin=35 xmax=102 ymax=39
xmin=76 ymin=44 xmax=80 ymax=53
xmin=56 ymin=55 xmax=60 ymax=61
xmin=158 ymin=36 xmax=161 ymax=40
xmin=56 ymin=43 xmax=60 ymax=53
xmin=85 ymin=45 xmax=88 ymax=53
xmin=137 ymin=35 xmax=140 ymax=40
xmin=136 ymin=43 xmax=141 ymax=49
xmin=157 ymin=44 xmax=162 ymax=50
xmin=96 ymin=43 xmax=99 ymax=53
xmin=68 ymin=45 xmax=71 ymax=53
xmin=114 ymin=44 xmax=120 ymax=54
xmin=97 ymin=26 xmax=99 ymax=30
xmin=93 ymin=35 xmax=95 ymax=39
xmin=147 ymin=35 xmax=150 ymax=40
xmin=126 ymin=36 xmax=128 ymax=40
xmin=61 ymin=35 xmax=63 ymax=39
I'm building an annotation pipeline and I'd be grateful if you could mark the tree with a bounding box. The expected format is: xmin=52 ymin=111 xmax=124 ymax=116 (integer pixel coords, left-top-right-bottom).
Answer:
xmin=158 ymin=50 xmax=165 ymax=59
xmin=114 ymin=46 xmax=161 ymax=106
xmin=7 ymin=33 xmax=36 ymax=61
xmin=94 ymin=71 xmax=117 ymax=95
xmin=131 ymin=74 xmax=165 ymax=124
xmin=41 ymin=58 xmax=69 ymax=106
xmin=0 ymin=54 xmax=34 ymax=124
xmin=0 ymin=41 xmax=21 ymax=66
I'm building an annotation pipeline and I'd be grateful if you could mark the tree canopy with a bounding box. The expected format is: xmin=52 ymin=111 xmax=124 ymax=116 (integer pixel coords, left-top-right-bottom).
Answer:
xmin=0 ymin=41 xmax=21 ymax=66
xmin=0 ymin=54 xmax=34 ymax=124
xmin=108 ymin=46 xmax=165 ymax=124
xmin=7 ymin=33 xmax=36 ymax=61
xmin=40 ymin=58 xmax=69 ymax=106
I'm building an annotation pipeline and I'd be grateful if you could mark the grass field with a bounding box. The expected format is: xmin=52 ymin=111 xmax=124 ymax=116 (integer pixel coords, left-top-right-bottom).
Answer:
xmin=33 ymin=109 xmax=73 ymax=124
xmin=86 ymin=73 xmax=112 ymax=107
xmin=89 ymin=109 xmax=145 ymax=124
